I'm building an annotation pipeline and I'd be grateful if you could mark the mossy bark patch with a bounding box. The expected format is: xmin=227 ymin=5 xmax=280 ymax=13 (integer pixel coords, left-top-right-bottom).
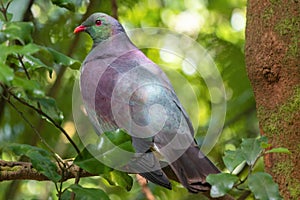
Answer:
xmin=246 ymin=0 xmax=300 ymax=199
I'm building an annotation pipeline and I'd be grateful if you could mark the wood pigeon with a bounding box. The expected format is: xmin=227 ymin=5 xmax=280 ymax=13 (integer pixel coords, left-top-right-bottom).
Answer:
xmin=74 ymin=12 xmax=220 ymax=193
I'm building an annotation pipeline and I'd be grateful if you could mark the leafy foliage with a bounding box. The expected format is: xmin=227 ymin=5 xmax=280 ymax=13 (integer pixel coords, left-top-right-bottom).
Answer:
xmin=61 ymin=184 xmax=110 ymax=200
xmin=240 ymin=136 xmax=267 ymax=165
xmin=1 ymin=21 xmax=34 ymax=44
xmin=74 ymin=130 xmax=134 ymax=191
xmin=207 ymin=173 xmax=239 ymax=197
xmin=51 ymin=0 xmax=76 ymax=12
xmin=103 ymin=170 xmax=133 ymax=192
xmin=248 ymin=172 xmax=283 ymax=200
xmin=207 ymin=136 xmax=287 ymax=199
xmin=3 ymin=143 xmax=61 ymax=182
xmin=74 ymin=145 xmax=113 ymax=175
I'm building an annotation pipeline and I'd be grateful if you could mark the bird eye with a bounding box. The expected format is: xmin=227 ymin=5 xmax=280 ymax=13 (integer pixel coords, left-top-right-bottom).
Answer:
xmin=95 ymin=20 xmax=102 ymax=26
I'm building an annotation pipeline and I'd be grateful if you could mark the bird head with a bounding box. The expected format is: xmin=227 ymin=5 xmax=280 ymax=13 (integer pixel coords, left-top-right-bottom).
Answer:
xmin=74 ymin=13 xmax=125 ymax=45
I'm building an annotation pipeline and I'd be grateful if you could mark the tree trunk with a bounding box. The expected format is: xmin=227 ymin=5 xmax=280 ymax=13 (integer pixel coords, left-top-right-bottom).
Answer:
xmin=245 ymin=0 xmax=300 ymax=199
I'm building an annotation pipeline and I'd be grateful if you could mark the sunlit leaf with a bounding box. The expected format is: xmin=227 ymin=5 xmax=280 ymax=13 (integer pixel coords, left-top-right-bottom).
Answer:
xmin=16 ymin=43 xmax=41 ymax=55
xmin=0 ymin=43 xmax=41 ymax=63
xmin=94 ymin=130 xmax=135 ymax=167
xmin=27 ymin=150 xmax=61 ymax=182
xmin=75 ymin=130 xmax=135 ymax=174
xmin=12 ymin=77 xmax=44 ymax=97
xmin=104 ymin=129 xmax=135 ymax=152
xmin=103 ymin=170 xmax=133 ymax=191
xmin=46 ymin=47 xmax=81 ymax=68
xmin=0 ymin=63 xmax=14 ymax=84
xmin=51 ymin=0 xmax=75 ymax=11
xmin=68 ymin=184 xmax=110 ymax=200
xmin=207 ymin=173 xmax=239 ymax=198
xmin=240 ymin=137 xmax=267 ymax=165
xmin=4 ymin=143 xmax=61 ymax=182
xmin=74 ymin=144 xmax=113 ymax=175
xmin=223 ymin=149 xmax=245 ymax=172
xmin=23 ymin=55 xmax=52 ymax=71
xmin=261 ymin=142 xmax=272 ymax=149
xmin=33 ymin=96 xmax=64 ymax=124
xmin=265 ymin=147 xmax=290 ymax=154
xmin=1 ymin=22 xmax=34 ymax=44
xmin=248 ymin=172 xmax=283 ymax=200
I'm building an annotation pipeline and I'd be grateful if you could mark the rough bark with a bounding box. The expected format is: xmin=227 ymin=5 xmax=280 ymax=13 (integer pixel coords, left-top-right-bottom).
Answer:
xmin=0 ymin=160 xmax=234 ymax=200
xmin=0 ymin=160 xmax=95 ymax=181
xmin=245 ymin=0 xmax=300 ymax=199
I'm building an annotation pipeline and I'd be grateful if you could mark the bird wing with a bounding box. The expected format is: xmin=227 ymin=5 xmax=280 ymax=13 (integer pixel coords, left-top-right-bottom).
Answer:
xmin=81 ymin=46 xmax=198 ymax=188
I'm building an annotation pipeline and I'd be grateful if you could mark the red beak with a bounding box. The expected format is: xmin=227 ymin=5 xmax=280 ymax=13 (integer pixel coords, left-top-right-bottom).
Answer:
xmin=74 ymin=25 xmax=86 ymax=34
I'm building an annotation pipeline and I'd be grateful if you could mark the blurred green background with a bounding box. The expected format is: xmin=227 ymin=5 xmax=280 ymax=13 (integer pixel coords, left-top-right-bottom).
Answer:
xmin=0 ymin=0 xmax=258 ymax=199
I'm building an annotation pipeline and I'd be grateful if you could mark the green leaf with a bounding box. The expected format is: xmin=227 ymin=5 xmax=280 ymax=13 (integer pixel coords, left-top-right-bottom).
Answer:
xmin=27 ymin=150 xmax=61 ymax=182
xmin=240 ymin=137 xmax=267 ymax=166
xmin=94 ymin=130 xmax=135 ymax=167
xmin=0 ymin=63 xmax=14 ymax=84
xmin=4 ymin=143 xmax=61 ymax=182
xmin=11 ymin=77 xmax=46 ymax=101
xmin=68 ymin=184 xmax=110 ymax=200
xmin=75 ymin=129 xmax=135 ymax=174
xmin=103 ymin=170 xmax=133 ymax=191
xmin=265 ymin=147 xmax=290 ymax=154
xmin=0 ymin=43 xmax=41 ymax=63
xmin=22 ymin=55 xmax=52 ymax=71
xmin=46 ymin=47 xmax=80 ymax=69
xmin=223 ymin=149 xmax=245 ymax=172
xmin=261 ymin=142 xmax=272 ymax=149
xmin=206 ymin=173 xmax=239 ymax=198
xmin=51 ymin=0 xmax=75 ymax=11
xmin=74 ymin=145 xmax=113 ymax=175
xmin=12 ymin=77 xmax=44 ymax=97
xmin=60 ymin=190 xmax=72 ymax=200
xmin=248 ymin=172 xmax=283 ymax=200
xmin=33 ymin=96 xmax=64 ymax=124
xmin=1 ymin=22 xmax=34 ymax=44
xmin=16 ymin=43 xmax=41 ymax=55
xmin=104 ymin=129 xmax=135 ymax=152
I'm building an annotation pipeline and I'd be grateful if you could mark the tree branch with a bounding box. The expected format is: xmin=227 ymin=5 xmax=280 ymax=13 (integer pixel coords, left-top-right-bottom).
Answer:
xmin=0 ymin=160 xmax=95 ymax=182
xmin=111 ymin=0 xmax=118 ymax=19
xmin=0 ymin=159 xmax=235 ymax=200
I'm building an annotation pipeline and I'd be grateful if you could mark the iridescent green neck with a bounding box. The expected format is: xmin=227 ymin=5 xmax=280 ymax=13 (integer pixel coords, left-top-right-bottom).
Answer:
xmin=89 ymin=26 xmax=112 ymax=47
xmin=88 ymin=23 xmax=125 ymax=47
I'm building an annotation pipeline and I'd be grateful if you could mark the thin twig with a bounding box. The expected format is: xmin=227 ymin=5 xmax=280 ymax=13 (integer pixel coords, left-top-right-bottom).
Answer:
xmin=4 ymin=86 xmax=82 ymax=198
xmin=4 ymin=95 xmax=54 ymax=154
xmin=1 ymin=86 xmax=81 ymax=155
xmin=70 ymin=167 xmax=83 ymax=200
xmin=17 ymin=54 xmax=31 ymax=80
xmin=136 ymin=174 xmax=155 ymax=200
xmin=0 ymin=0 xmax=12 ymax=22
xmin=237 ymin=191 xmax=251 ymax=200
xmin=2 ymin=93 xmax=72 ymax=185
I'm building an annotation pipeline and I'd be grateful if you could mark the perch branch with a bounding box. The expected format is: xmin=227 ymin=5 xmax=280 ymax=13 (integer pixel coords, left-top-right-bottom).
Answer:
xmin=0 ymin=160 xmax=235 ymax=200
xmin=0 ymin=160 xmax=95 ymax=182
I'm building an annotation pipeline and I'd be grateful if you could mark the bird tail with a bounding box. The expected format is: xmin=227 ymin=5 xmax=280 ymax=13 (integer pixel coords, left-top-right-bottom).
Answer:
xmin=169 ymin=144 xmax=220 ymax=193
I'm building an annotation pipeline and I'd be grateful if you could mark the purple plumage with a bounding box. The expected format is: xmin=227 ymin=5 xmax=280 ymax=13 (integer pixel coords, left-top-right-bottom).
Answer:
xmin=75 ymin=12 xmax=220 ymax=192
